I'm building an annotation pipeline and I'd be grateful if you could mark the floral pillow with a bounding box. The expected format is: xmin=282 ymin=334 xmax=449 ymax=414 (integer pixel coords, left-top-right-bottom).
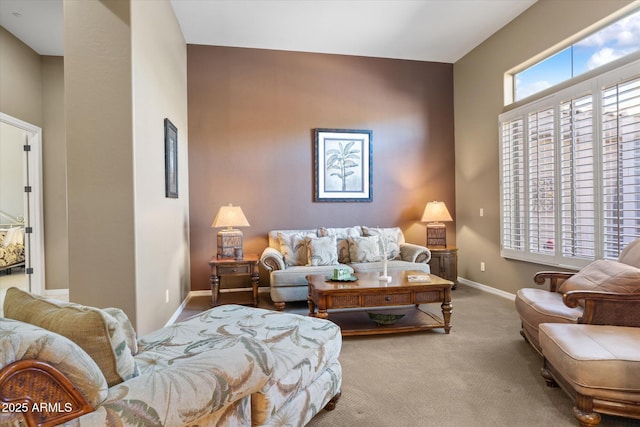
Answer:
xmin=319 ymin=226 xmax=362 ymax=263
xmin=348 ymin=235 xmax=382 ymax=263
xmin=305 ymin=236 xmax=339 ymax=266
xmin=278 ymin=231 xmax=316 ymax=266
xmin=362 ymin=227 xmax=402 ymax=260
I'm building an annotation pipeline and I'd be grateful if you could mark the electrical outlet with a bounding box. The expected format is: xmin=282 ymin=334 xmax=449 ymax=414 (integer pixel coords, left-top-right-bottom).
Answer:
xmin=480 ymin=262 xmax=486 ymax=272
xmin=165 ymin=289 xmax=169 ymax=303
xmin=480 ymin=208 xmax=484 ymax=217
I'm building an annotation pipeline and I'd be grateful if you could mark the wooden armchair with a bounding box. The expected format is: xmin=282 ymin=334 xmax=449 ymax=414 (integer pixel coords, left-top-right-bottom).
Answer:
xmin=516 ymin=238 xmax=640 ymax=353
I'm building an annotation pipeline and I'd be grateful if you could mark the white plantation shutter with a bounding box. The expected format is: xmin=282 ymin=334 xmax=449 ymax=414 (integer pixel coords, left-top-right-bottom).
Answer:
xmin=560 ymin=95 xmax=595 ymax=260
xmin=528 ymin=108 xmax=555 ymax=255
xmin=500 ymin=60 xmax=640 ymax=269
xmin=602 ymin=77 xmax=640 ymax=259
xmin=501 ymin=119 xmax=525 ymax=251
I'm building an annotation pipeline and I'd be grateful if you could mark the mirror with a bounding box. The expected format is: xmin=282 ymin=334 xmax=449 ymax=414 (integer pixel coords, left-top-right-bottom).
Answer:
xmin=0 ymin=113 xmax=44 ymax=297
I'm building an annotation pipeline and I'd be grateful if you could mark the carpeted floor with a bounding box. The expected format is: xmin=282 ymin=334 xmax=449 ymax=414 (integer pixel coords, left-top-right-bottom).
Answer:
xmin=181 ymin=285 xmax=640 ymax=427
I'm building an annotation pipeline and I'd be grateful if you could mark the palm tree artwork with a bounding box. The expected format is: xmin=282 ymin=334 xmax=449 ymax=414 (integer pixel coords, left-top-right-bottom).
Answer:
xmin=325 ymin=140 xmax=361 ymax=192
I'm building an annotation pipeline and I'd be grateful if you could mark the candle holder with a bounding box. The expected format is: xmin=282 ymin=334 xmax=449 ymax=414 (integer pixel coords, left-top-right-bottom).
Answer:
xmin=378 ymin=231 xmax=392 ymax=282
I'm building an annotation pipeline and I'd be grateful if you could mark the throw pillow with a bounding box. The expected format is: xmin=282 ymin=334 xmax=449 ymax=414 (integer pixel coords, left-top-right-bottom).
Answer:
xmin=348 ymin=235 xmax=382 ymax=263
xmin=278 ymin=231 xmax=316 ymax=266
xmin=362 ymin=226 xmax=402 ymax=260
xmin=3 ymin=287 xmax=138 ymax=387
xmin=305 ymin=235 xmax=339 ymax=266
xmin=319 ymin=226 xmax=362 ymax=263
xmin=558 ymin=259 xmax=640 ymax=295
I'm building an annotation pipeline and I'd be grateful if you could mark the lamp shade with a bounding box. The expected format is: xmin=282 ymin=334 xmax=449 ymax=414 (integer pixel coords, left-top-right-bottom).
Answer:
xmin=211 ymin=204 xmax=250 ymax=228
xmin=421 ymin=201 xmax=453 ymax=223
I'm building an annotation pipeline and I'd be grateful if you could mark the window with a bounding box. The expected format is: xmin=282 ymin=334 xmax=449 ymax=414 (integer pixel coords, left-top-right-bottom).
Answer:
xmin=500 ymin=61 xmax=640 ymax=269
xmin=514 ymin=9 xmax=640 ymax=102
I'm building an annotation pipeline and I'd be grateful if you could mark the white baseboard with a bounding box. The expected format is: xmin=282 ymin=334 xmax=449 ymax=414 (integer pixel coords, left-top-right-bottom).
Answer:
xmin=165 ymin=290 xmax=211 ymax=326
xmin=457 ymin=277 xmax=516 ymax=301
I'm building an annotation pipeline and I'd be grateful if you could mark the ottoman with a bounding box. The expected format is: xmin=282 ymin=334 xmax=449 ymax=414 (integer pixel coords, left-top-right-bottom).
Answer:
xmin=539 ymin=323 xmax=640 ymax=426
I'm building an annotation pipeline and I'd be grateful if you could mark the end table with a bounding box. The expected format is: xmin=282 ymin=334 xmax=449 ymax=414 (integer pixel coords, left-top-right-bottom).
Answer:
xmin=427 ymin=247 xmax=458 ymax=290
xmin=208 ymin=254 xmax=260 ymax=306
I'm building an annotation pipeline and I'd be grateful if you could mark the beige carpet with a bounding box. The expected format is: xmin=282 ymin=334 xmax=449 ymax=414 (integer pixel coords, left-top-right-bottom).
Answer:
xmin=182 ymin=285 xmax=640 ymax=427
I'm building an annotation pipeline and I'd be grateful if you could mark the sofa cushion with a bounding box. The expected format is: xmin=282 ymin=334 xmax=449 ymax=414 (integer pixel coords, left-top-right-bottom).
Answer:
xmin=271 ymin=264 xmax=353 ymax=287
xmin=558 ymin=259 xmax=640 ymax=295
xmin=319 ymin=226 xmax=362 ymax=263
xmin=3 ymin=287 xmax=138 ymax=387
xmin=540 ymin=323 xmax=640 ymax=399
xmin=348 ymin=235 xmax=382 ymax=262
xmin=278 ymin=231 xmax=317 ymax=266
xmin=362 ymin=226 xmax=402 ymax=260
xmin=305 ymin=235 xmax=338 ymax=266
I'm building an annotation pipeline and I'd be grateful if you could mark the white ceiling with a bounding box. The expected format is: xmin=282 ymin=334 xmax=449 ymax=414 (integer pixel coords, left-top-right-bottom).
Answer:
xmin=0 ymin=0 xmax=536 ymax=63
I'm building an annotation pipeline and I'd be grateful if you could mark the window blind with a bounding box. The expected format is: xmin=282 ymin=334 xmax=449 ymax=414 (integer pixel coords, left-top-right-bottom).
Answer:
xmin=500 ymin=60 xmax=640 ymax=269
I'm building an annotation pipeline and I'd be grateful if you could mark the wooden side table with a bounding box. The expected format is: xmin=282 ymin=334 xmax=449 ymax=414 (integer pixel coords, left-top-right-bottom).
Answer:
xmin=208 ymin=254 xmax=260 ymax=306
xmin=428 ymin=247 xmax=458 ymax=290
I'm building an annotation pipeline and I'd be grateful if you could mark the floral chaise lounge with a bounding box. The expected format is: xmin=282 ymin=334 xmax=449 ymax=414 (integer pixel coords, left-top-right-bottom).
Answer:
xmin=0 ymin=287 xmax=342 ymax=426
xmin=261 ymin=226 xmax=431 ymax=310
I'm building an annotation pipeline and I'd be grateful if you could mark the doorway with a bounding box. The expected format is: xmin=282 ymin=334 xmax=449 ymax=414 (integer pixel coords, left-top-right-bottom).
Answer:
xmin=0 ymin=112 xmax=44 ymax=297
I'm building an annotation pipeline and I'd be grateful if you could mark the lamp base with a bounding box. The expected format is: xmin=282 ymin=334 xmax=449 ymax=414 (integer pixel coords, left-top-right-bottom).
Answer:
xmin=217 ymin=229 xmax=243 ymax=259
xmin=426 ymin=223 xmax=447 ymax=247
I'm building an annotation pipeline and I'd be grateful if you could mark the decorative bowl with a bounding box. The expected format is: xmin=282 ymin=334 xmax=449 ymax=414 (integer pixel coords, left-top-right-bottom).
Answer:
xmin=366 ymin=312 xmax=405 ymax=326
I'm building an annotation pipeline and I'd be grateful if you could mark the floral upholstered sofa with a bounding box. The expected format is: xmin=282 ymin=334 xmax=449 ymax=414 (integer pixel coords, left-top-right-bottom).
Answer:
xmin=0 ymin=287 xmax=342 ymax=426
xmin=260 ymin=226 xmax=431 ymax=310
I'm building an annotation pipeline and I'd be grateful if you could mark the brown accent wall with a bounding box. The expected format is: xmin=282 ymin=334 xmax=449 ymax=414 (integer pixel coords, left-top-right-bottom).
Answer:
xmin=188 ymin=46 xmax=455 ymax=291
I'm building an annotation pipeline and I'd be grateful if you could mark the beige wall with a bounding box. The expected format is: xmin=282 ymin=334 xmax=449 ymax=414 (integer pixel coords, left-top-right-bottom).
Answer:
xmin=1 ymin=27 xmax=67 ymax=290
xmin=453 ymin=0 xmax=636 ymax=294
xmin=131 ymin=0 xmax=190 ymax=334
xmin=65 ymin=0 xmax=188 ymax=334
xmin=188 ymin=46 xmax=456 ymax=291
xmin=0 ymin=27 xmax=42 ymax=127
xmin=65 ymin=0 xmax=137 ymax=321
xmin=41 ymin=56 xmax=68 ymax=290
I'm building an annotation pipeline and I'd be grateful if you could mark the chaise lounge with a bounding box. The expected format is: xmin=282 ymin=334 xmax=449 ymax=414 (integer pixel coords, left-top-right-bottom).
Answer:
xmin=0 ymin=288 xmax=342 ymax=426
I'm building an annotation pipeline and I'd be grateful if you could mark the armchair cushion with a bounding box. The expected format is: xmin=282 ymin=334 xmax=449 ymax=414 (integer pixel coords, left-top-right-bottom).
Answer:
xmin=3 ymin=287 xmax=138 ymax=387
xmin=558 ymin=259 xmax=640 ymax=297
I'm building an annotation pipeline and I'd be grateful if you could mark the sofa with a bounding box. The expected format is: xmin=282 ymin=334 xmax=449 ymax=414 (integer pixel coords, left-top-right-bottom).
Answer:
xmin=260 ymin=226 xmax=431 ymax=310
xmin=0 ymin=287 xmax=342 ymax=426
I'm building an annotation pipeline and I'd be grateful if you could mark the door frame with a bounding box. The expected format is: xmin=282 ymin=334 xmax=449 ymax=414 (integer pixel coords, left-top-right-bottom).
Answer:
xmin=0 ymin=112 xmax=45 ymax=295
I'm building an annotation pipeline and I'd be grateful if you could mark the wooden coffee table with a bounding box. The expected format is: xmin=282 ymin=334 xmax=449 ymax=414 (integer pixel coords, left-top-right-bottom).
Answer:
xmin=307 ymin=271 xmax=453 ymax=336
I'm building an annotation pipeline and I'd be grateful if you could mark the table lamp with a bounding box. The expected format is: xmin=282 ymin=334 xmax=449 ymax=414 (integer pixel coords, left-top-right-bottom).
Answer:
xmin=211 ymin=204 xmax=250 ymax=259
xmin=421 ymin=201 xmax=452 ymax=247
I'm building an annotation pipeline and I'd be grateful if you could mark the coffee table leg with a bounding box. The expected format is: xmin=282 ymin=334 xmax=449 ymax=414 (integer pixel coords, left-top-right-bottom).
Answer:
xmin=441 ymin=300 xmax=452 ymax=334
xmin=308 ymin=298 xmax=316 ymax=317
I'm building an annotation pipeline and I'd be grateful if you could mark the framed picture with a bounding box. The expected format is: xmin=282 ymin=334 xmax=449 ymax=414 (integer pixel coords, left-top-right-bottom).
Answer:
xmin=314 ymin=128 xmax=372 ymax=202
xmin=164 ymin=118 xmax=178 ymax=198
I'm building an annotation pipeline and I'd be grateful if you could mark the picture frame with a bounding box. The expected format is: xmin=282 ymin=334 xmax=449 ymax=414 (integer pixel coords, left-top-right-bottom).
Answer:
xmin=314 ymin=128 xmax=372 ymax=202
xmin=164 ymin=118 xmax=178 ymax=198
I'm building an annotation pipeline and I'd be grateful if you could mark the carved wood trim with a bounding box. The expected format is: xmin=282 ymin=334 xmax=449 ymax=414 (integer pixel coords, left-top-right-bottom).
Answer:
xmin=0 ymin=359 xmax=94 ymax=427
